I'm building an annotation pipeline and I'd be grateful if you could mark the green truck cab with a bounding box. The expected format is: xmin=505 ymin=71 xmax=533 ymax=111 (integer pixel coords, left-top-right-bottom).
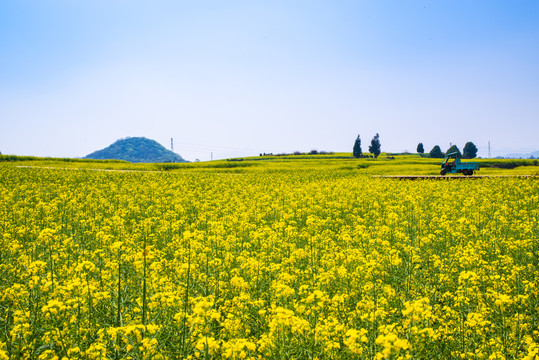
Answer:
xmin=440 ymin=152 xmax=479 ymax=176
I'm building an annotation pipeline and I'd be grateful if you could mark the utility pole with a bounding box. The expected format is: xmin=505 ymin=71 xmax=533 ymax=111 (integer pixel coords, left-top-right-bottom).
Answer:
xmin=488 ymin=141 xmax=491 ymax=158
xmin=171 ymin=138 xmax=174 ymax=152
xmin=211 ymin=152 xmax=213 ymax=161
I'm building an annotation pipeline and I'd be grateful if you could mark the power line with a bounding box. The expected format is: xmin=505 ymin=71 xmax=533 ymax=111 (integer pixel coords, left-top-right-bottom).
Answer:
xmin=176 ymin=140 xmax=255 ymax=151
xmin=172 ymin=141 xmax=257 ymax=153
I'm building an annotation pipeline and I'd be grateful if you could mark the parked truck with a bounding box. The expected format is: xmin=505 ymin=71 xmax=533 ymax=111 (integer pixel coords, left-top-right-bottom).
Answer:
xmin=440 ymin=152 xmax=480 ymax=176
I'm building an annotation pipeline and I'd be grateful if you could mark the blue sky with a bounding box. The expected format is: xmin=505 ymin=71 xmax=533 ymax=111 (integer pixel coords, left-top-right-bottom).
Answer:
xmin=1 ymin=1 xmax=538 ymax=161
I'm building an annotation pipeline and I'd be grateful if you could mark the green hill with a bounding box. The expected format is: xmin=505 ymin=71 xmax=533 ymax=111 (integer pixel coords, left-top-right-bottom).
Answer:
xmin=84 ymin=137 xmax=187 ymax=163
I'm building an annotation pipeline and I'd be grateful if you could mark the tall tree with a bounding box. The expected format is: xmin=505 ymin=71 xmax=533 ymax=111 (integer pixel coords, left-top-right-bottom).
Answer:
xmin=352 ymin=135 xmax=362 ymax=158
xmin=417 ymin=143 xmax=424 ymax=154
xmin=463 ymin=142 xmax=478 ymax=159
xmin=446 ymin=145 xmax=462 ymax=158
xmin=429 ymin=145 xmax=444 ymax=158
xmin=369 ymin=133 xmax=381 ymax=158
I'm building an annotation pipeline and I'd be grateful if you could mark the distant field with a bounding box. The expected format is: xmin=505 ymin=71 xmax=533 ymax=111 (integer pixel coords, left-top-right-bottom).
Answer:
xmin=2 ymin=153 xmax=538 ymax=175
xmin=0 ymin=155 xmax=538 ymax=359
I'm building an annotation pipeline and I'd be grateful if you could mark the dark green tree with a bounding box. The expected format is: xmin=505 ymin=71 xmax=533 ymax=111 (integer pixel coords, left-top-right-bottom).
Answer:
xmin=429 ymin=145 xmax=444 ymax=158
xmin=417 ymin=143 xmax=424 ymax=154
xmin=463 ymin=142 xmax=478 ymax=159
xmin=446 ymin=144 xmax=462 ymax=158
xmin=368 ymin=133 xmax=381 ymax=158
xmin=352 ymin=135 xmax=362 ymax=158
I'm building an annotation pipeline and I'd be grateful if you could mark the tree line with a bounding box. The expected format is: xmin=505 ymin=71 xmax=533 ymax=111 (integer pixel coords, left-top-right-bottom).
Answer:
xmin=417 ymin=142 xmax=478 ymax=159
xmin=353 ymin=134 xmax=478 ymax=159
xmin=353 ymin=133 xmax=381 ymax=158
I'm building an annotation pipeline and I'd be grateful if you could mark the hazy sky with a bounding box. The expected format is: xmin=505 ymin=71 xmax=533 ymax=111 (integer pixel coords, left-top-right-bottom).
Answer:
xmin=1 ymin=1 xmax=538 ymax=161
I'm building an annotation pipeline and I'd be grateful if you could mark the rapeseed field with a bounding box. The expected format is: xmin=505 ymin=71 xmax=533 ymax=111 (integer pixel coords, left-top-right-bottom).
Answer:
xmin=0 ymin=160 xmax=537 ymax=359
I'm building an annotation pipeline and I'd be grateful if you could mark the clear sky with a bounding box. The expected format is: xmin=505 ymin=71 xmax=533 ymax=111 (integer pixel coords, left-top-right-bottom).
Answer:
xmin=1 ymin=1 xmax=538 ymax=161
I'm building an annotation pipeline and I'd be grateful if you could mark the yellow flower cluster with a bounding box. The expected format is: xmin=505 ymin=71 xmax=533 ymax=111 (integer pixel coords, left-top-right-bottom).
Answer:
xmin=0 ymin=163 xmax=538 ymax=359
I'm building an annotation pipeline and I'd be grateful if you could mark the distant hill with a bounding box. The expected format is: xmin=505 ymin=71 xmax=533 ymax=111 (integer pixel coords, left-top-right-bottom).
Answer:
xmin=84 ymin=137 xmax=187 ymax=163
xmin=502 ymin=150 xmax=539 ymax=159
